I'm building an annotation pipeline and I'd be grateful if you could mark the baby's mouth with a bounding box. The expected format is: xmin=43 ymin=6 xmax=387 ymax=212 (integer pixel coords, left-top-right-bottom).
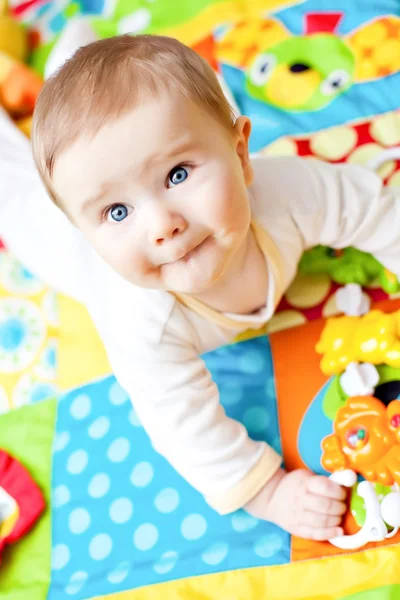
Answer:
xmin=165 ymin=237 xmax=210 ymax=265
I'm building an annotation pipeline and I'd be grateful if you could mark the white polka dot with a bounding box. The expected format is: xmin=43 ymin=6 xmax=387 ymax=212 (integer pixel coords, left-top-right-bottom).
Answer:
xmin=54 ymin=485 xmax=71 ymax=508
xmin=130 ymin=461 xmax=154 ymax=487
xmin=388 ymin=170 xmax=400 ymax=189
xmin=243 ymin=406 xmax=270 ymax=434
xmin=153 ymin=551 xmax=179 ymax=574
xmin=262 ymin=137 xmax=298 ymax=157
xmin=88 ymin=416 xmax=110 ymax=440
xmin=238 ymin=349 xmax=266 ymax=374
xmin=67 ymin=449 xmax=89 ymax=474
xmin=154 ymin=488 xmax=180 ymax=513
xmin=70 ymin=393 xmax=91 ymax=420
xmin=65 ymin=571 xmax=88 ymax=596
xmin=107 ymin=438 xmax=130 ymax=462
xmin=310 ymin=126 xmax=357 ymax=161
xmin=181 ymin=514 xmax=207 ymax=540
xmin=231 ymin=511 xmax=259 ymax=533
xmin=107 ymin=561 xmax=130 ymax=584
xmin=254 ymin=533 xmax=283 ymax=558
xmin=128 ymin=408 xmax=141 ymax=427
xmin=54 ymin=431 xmax=70 ymax=452
xmin=133 ymin=523 xmax=159 ymax=551
xmin=202 ymin=542 xmax=229 ymax=565
xmin=109 ymin=381 xmax=129 ymax=406
xmin=69 ymin=508 xmax=91 ymax=534
xmin=220 ymin=384 xmax=243 ymax=406
xmin=89 ymin=534 xmax=113 ymax=560
xmin=88 ymin=473 xmax=110 ymax=498
xmin=266 ymin=309 xmax=306 ymax=333
xmin=52 ymin=544 xmax=70 ymax=570
xmin=285 ymin=273 xmax=331 ymax=309
xmin=109 ymin=498 xmax=134 ymax=524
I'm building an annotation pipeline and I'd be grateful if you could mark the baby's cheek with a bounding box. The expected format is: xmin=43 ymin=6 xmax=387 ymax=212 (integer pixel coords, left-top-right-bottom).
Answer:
xmin=206 ymin=177 xmax=244 ymax=225
xmin=119 ymin=250 xmax=149 ymax=281
xmin=93 ymin=236 xmax=143 ymax=281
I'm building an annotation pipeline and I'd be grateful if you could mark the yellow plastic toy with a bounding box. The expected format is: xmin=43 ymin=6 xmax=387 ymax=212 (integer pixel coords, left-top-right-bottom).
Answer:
xmin=0 ymin=0 xmax=27 ymax=63
xmin=316 ymin=310 xmax=400 ymax=375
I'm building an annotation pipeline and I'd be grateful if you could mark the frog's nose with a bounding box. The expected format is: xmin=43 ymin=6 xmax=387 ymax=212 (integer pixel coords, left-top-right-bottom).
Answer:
xmin=289 ymin=63 xmax=311 ymax=73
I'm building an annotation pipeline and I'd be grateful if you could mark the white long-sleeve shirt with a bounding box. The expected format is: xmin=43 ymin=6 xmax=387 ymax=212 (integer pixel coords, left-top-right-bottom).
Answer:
xmin=2 ymin=108 xmax=400 ymax=513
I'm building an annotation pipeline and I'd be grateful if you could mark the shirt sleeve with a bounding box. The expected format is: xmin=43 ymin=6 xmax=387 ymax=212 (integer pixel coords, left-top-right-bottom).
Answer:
xmin=104 ymin=300 xmax=282 ymax=514
xmin=0 ymin=108 xmax=92 ymax=303
xmin=258 ymin=156 xmax=400 ymax=274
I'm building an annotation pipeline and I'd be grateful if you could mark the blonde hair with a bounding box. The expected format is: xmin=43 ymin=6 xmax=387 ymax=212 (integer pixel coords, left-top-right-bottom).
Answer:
xmin=32 ymin=34 xmax=236 ymax=205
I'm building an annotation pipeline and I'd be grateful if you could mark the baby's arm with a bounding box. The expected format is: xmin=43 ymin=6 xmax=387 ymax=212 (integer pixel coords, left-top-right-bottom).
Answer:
xmin=0 ymin=108 xmax=92 ymax=302
xmin=103 ymin=299 xmax=345 ymax=539
xmin=256 ymin=155 xmax=400 ymax=274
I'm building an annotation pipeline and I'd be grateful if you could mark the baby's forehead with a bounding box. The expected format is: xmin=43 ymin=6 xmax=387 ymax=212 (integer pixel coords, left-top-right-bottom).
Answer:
xmin=52 ymin=100 xmax=210 ymax=196
xmin=59 ymin=95 xmax=220 ymax=163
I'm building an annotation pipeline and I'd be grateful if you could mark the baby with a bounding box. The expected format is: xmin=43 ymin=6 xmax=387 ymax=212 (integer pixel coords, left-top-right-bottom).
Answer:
xmin=2 ymin=34 xmax=400 ymax=541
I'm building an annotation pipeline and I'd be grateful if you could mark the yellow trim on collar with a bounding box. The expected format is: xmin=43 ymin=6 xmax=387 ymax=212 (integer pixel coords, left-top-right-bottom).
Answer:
xmin=173 ymin=221 xmax=282 ymax=330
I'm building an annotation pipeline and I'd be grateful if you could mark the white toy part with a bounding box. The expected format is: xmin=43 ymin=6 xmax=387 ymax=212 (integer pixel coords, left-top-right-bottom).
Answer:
xmin=45 ymin=18 xmax=98 ymax=79
xmin=366 ymin=147 xmax=400 ymax=172
xmin=381 ymin=489 xmax=400 ymax=530
xmin=329 ymin=469 xmax=358 ymax=487
xmin=339 ymin=362 xmax=379 ymax=397
xmin=0 ymin=486 xmax=17 ymax=522
xmin=335 ymin=284 xmax=371 ymax=317
xmin=328 ymin=471 xmax=400 ymax=549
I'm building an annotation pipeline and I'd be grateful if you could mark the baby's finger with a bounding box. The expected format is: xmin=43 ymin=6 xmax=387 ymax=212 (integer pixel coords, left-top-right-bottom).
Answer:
xmin=304 ymin=493 xmax=347 ymax=516
xmin=300 ymin=510 xmax=342 ymax=529
xmin=295 ymin=525 xmax=343 ymax=541
xmin=307 ymin=476 xmax=347 ymax=500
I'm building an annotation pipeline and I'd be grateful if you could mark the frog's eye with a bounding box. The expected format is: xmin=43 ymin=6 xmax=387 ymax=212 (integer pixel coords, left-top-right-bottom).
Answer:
xmin=326 ymin=247 xmax=344 ymax=258
xmin=346 ymin=426 xmax=368 ymax=450
xmin=249 ymin=54 xmax=276 ymax=86
xmin=321 ymin=69 xmax=350 ymax=97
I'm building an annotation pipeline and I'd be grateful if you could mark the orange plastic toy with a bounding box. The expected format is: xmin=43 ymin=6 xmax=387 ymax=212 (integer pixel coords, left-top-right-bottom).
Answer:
xmin=321 ymin=396 xmax=400 ymax=486
xmin=0 ymin=1 xmax=43 ymax=136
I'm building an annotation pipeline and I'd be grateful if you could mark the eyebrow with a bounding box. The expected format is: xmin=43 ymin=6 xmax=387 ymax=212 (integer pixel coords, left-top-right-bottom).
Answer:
xmin=80 ymin=186 xmax=112 ymax=216
xmin=80 ymin=137 xmax=198 ymax=215
xmin=140 ymin=137 xmax=198 ymax=174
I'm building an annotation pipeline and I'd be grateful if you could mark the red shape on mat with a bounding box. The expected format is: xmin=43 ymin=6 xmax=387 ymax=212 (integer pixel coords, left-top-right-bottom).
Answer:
xmin=304 ymin=12 xmax=343 ymax=35
xmin=11 ymin=0 xmax=45 ymax=17
xmin=0 ymin=450 xmax=45 ymax=560
xmin=28 ymin=29 xmax=42 ymax=51
xmin=192 ymin=35 xmax=219 ymax=72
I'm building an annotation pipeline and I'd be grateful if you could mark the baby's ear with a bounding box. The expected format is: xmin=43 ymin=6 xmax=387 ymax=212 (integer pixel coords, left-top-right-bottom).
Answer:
xmin=234 ymin=116 xmax=253 ymax=185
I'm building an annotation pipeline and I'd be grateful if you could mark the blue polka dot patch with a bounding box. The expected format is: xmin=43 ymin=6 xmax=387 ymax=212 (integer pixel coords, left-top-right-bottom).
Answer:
xmin=49 ymin=336 xmax=289 ymax=599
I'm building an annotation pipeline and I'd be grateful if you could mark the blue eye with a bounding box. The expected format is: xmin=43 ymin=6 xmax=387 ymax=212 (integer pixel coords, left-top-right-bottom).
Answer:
xmin=107 ymin=204 xmax=129 ymax=223
xmin=168 ymin=166 xmax=188 ymax=186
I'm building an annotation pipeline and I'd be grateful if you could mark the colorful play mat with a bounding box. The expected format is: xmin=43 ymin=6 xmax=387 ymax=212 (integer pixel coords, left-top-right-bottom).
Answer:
xmin=2 ymin=0 xmax=400 ymax=599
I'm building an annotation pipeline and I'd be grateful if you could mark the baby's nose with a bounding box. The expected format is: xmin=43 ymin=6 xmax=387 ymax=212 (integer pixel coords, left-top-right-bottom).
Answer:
xmin=149 ymin=211 xmax=187 ymax=246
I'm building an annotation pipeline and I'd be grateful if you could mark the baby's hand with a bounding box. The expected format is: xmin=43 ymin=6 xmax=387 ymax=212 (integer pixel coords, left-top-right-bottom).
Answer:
xmin=245 ymin=468 xmax=347 ymax=540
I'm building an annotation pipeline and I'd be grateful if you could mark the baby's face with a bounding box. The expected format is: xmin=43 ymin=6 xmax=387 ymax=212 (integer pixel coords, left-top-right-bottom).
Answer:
xmin=52 ymin=92 xmax=253 ymax=294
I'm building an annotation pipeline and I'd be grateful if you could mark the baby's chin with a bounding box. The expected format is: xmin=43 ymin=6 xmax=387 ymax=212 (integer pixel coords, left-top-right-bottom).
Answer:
xmin=161 ymin=262 xmax=224 ymax=296
xmin=115 ymin=245 xmax=228 ymax=294
xmin=163 ymin=274 xmax=218 ymax=296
